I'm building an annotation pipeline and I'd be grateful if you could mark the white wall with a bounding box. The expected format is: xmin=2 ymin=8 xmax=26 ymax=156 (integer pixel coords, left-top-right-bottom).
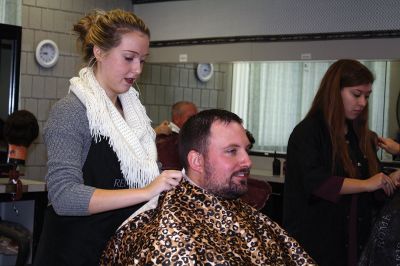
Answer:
xmin=133 ymin=0 xmax=400 ymax=63
xmin=146 ymin=39 xmax=400 ymax=63
xmin=135 ymin=0 xmax=400 ymax=41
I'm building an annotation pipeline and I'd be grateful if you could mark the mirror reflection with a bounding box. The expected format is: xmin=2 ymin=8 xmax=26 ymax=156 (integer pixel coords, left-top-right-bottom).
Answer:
xmin=138 ymin=60 xmax=400 ymax=161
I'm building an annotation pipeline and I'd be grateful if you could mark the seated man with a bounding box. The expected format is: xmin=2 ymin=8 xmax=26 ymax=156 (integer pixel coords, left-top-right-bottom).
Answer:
xmin=101 ymin=109 xmax=315 ymax=265
xmin=156 ymin=101 xmax=197 ymax=170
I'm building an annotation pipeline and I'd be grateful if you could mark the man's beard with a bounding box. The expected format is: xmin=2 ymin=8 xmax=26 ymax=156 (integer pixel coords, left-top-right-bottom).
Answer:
xmin=203 ymin=162 xmax=249 ymax=199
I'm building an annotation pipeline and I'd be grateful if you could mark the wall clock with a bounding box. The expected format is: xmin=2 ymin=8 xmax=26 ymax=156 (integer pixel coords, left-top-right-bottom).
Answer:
xmin=196 ymin=63 xmax=214 ymax=82
xmin=35 ymin=39 xmax=59 ymax=68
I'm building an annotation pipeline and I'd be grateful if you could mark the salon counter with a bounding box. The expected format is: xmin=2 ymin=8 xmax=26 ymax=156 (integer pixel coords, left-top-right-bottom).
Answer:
xmin=0 ymin=178 xmax=47 ymax=264
xmin=250 ymin=169 xmax=285 ymax=225
xmin=250 ymin=169 xmax=285 ymax=184
xmin=0 ymin=178 xmax=46 ymax=193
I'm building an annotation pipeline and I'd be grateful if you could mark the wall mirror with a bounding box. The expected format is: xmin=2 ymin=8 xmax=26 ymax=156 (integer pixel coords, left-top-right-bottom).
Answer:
xmin=140 ymin=59 xmax=400 ymax=162
xmin=397 ymin=92 xmax=400 ymax=128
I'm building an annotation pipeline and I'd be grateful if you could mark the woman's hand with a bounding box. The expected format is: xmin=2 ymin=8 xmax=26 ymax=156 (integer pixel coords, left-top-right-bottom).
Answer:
xmin=389 ymin=169 xmax=400 ymax=187
xmin=88 ymin=171 xmax=182 ymax=214
xmin=365 ymin=172 xmax=396 ymax=196
xmin=144 ymin=170 xmax=182 ymax=196
xmin=377 ymin=137 xmax=400 ymax=155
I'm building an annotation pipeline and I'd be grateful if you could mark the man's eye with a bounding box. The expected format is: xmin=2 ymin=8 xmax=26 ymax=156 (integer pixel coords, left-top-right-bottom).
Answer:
xmin=125 ymin=57 xmax=133 ymax=61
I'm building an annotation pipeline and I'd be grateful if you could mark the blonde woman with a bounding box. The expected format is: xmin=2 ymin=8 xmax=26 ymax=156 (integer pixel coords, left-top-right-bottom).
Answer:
xmin=34 ymin=9 xmax=182 ymax=265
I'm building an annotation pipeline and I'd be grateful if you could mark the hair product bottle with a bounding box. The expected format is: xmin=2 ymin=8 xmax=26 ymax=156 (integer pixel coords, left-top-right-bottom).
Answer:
xmin=272 ymin=151 xmax=281 ymax=176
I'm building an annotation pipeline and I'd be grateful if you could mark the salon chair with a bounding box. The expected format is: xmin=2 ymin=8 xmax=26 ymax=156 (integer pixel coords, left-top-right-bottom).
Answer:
xmin=241 ymin=178 xmax=272 ymax=210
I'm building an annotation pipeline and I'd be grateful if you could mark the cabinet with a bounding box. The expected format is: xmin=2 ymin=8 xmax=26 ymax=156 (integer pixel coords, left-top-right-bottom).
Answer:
xmin=0 ymin=179 xmax=47 ymax=265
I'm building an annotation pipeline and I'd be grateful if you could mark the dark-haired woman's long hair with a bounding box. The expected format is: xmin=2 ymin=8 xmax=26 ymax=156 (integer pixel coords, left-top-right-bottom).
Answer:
xmin=306 ymin=59 xmax=379 ymax=177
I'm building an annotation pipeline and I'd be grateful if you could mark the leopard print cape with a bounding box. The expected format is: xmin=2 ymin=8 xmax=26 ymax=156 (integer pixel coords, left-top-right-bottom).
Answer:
xmin=101 ymin=179 xmax=316 ymax=265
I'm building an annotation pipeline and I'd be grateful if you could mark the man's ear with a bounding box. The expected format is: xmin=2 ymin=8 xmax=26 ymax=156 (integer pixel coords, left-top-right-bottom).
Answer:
xmin=187 ymin=150 xmax=204 ymax=173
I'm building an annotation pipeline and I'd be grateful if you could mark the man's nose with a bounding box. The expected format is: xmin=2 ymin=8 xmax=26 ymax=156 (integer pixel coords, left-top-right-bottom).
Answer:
xmin=241 ymin=151 xmax=252 ymax=168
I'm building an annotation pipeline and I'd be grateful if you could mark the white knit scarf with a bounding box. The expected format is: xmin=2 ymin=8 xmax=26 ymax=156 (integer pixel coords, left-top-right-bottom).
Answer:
xmin=69 ymin=67 xmax=159 ymax=188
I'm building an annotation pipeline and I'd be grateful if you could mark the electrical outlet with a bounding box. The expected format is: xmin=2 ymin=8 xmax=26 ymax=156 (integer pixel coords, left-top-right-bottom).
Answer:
xmin=179 ymin=54 xmax=188 ymax=62
xmin=301 ymin=53 xmax=311 ymax=60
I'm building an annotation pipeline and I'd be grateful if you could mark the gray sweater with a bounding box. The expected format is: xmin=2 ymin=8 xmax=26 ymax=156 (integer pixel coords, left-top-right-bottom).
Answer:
xmin=44 ymin=92 xmax=95 ymax=216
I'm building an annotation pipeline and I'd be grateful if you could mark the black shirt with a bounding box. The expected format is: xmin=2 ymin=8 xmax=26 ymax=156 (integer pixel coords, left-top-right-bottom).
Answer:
xmin=283 ymin=113 xmax=381 ymax=266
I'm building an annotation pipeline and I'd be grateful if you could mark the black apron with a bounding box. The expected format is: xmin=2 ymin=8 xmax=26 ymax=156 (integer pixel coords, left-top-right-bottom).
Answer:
xmin=34 ymin=137 xmax=144 ymax=266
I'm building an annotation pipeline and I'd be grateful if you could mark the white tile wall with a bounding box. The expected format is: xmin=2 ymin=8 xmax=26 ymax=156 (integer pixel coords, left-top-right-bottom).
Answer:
xmin=43 ymin=77 xmax=58 ymax=99
xmin=138 ymin=63 xmax=232 ymax=126
xmin=170 ymin=67 xmax=179 ymax=87
xmin=151 ymin=65 xmax=161 ymax=84
xmin=32 ymin=76 xmax=45 ymax=98
xmin=165 ymin=86 xmax=174 ymax=105
xmin=174 ymin=87 xmax=184 ymax=102
xmin=179 ymin=68 xmax=188 ymax=87
xmin=160 ymin=66 xmax=170 ymax=85
xmin=28 ymin=7 xmax=42 ymax=29
xmin=20 ymin=75 xmax=32 ymax=98
xmin=155 ymin=87 xmax=165 ymax=105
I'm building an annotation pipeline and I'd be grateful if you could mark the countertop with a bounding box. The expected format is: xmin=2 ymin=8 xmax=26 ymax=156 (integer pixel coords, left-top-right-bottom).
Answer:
xmin=0 ymin=178 xmax=46 ymax=193
xmin=250 ymin=169 xmax=285 ymax=184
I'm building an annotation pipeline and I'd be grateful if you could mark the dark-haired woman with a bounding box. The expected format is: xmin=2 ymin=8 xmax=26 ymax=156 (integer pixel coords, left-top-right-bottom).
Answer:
xmin=283 ymin=59 xmax=399 ymax=266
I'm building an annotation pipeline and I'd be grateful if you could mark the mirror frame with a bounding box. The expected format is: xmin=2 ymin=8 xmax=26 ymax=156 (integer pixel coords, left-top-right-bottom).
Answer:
xmin=397 ymin=92 xmax=400 ymax=129
xmin=0 ymin=23 xmax=21 ymax=121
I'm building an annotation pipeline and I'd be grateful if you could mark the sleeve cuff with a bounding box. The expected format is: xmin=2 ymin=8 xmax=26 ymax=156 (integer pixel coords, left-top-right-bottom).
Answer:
xmin=312 ymin=176 xmax=344 ymax=203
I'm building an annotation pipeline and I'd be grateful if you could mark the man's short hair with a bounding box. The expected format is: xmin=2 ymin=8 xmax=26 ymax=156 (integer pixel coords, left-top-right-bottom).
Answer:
xmin=171 ymin=101 xmax=195 ymax=118
xmin=178 ymin=109 xmax=242 ymax=170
